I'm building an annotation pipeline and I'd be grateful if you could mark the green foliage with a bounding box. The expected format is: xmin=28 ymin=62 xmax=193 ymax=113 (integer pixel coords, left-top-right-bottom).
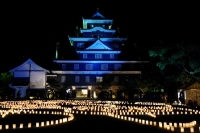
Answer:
xmin=0 ymin=72 xmax=13 ymax=85
xmin=148 ymin=40 xmax=200 ymax=83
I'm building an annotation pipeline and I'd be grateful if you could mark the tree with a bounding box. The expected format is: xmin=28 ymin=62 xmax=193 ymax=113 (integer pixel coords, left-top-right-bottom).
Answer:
xmin=0 ymin=72 xmax=13 ymax=97
xmin=0 ymin=72 xmax=13 ymax=84
xmin=149 ymin=40 xmax=200 ymax=83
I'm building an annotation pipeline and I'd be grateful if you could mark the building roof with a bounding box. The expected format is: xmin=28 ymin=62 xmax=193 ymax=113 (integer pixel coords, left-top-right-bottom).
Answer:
xmin=92 ymin=11 xmax=105 ymax=19
xmin=180 ymin=82 xmax=200 ymax=90
xmin=9 ymin=58 xmax=50 ymax=73
xmin=85 ymin=39 xmax=112 ymax=50
xmin=80 ymin=27 xmax=115 ymax=33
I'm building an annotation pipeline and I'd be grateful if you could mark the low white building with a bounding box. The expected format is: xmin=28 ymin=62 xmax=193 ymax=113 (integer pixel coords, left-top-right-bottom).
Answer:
xmin=9 ymin=58 xmax=49 ymax=98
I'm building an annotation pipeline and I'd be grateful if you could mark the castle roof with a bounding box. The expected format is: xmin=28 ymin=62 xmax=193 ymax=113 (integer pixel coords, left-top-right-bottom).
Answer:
xmin=9 ymin=58 xmax=49 ymax=73
xmin=85 ymin=39 xmax=112 ymax=50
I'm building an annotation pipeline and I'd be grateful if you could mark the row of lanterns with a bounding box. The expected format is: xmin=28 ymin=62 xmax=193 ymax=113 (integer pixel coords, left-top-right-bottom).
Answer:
xmin=0 ymin=100 xmax=200 ymax=132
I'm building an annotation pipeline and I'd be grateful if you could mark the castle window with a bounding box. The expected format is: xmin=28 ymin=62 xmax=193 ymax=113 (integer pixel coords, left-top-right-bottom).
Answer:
xmin=61 ymin=76 xmax=66 ymax=83
xmin=110 ymin=54 xmax=114 ymax=59
xmin=77 ymin=43 xmax=84 ymax=48
xmin=86 ymin=64 xmax=93 ymax=70
xmin=85 ymin=76 xmax=90 ymax=82
xmin=114 ymin=44 xmax=119 ymax=48
xmin=101 ymin=64 xmax=108 ymax=70
xmin=75 ymin=76 xmax=80 ymax=82
xmin=114 ymin=64 xmax=122 ymax=70
xmin=83 ymin=54 xmax=87 ymax=59
xmin=62 ymin=64 xmax=66 ymax=70
xmin=96 ymin=77 xmax=103 ymax=82
xmin=74 ymin=64 xmax=79 ymax=70
xmin=95 ymin=54 xmax=102 ymax=59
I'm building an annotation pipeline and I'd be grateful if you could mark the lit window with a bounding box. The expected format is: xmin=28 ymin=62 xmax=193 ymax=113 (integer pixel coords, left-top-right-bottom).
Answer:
xmin=61 ymin=76 xmax=66 ymax=83
xmin=75 ymin=76 xmax=80 ymax=82
xmin=62 ymin=64 xmax=66 ymax=70
xmin=114 ymin=76 xmax=119 ymax=82
xmin=101 ymin=64 xmax=108 ymax=70
xmin=83 ymin=54 xmax=87 ymax=59
xmin=85 ymin=76 xmax=90 ymax=82
xmin=86 ymin=64 xmax=93 ymax=70
xmin=96 ymin=77 xmax=103 ymax=82
xmin=74 ymin=64 xmax=79 ymax=70
xmin=114 ymin=64 xmax=122 ymax=70
xmin=77 ymin=43 xmax=84 ymax=48
xmin=95 ymin=54 xmax=102 ymax=59
xmin=110 ymin=54 xmax=114 ymax=59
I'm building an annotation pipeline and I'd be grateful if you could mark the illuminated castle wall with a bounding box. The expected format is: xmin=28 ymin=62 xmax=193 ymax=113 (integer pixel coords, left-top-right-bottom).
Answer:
xmin=51 ymin=9 xmax=148 ymax=98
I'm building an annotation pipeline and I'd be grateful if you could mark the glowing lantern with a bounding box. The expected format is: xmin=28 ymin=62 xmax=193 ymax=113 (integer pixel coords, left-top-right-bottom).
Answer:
xmin=41 ymin=122 xmax=44 ymax=126
xmin=36 ymin=122 xmax=39 ymax=127
xmin=190 ymin=127 xmax=194 ymax=132
xmin=180 ymin=127 xmax=184 ymax=132
xmin=12 ymin=124 xmax=16 ymax=129
xmin=28 ymin=123 xmax=31 ymax=128
xmin=51 ymin=121 xmax=54 ymax=125
xmin=5 ymin=124 xmax=9 ymax=129
xmin=159 ymin=122 xmax=162 ymax=128
xmin=56 ymin=120 xmax=58 ymax=124
xmin=179 ymin=123 xmax=182 ymax=127
xmin=174 ymin=123 xmax=177 ymax=127
xmin=166 ymin=125 xmax=170 ymax=130
xmin=142 ymin=120 xmax=145 ymax=124
xmin=20 ymin=123 xmax=23 ymax=128
xmin=171 ymin=126 xmax=174 ymax=131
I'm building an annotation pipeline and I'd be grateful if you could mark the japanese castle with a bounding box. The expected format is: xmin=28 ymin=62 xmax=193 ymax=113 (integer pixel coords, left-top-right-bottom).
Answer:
xmin=9 ymin=9 xmax=148 ymax=99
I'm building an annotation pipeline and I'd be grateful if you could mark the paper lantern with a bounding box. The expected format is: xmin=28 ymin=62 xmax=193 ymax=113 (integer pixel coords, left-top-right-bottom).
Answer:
xmin=5 ymin=125 xmax=9 ymax=129
xmin=51 ymin=121 xmax=54 ymax=125
xmin=179 ymin=123 xmax=182 ymax=127
xmin=12 ymin=124 xmax=16 ymax=129
xmin=142 ymin=120 xmax=145 ymax=124
xmin=41 ymin=122 xmax=44 ymax=126
xmin=20 ymin=123 xmax=23 ymax=128
xmin=190 ymin=127 xmax=194 ymax=132
xmin=171 ymin=126 xmax=174 ymax=131
xmin=59 ymin=119 xmax=62 ymax=123
xmin=146 ymin=120 xmax=149 ymax=125
xmin=159 ymin=122 xmax=162 ymax=128
xmin=180 ymin=127 xmax=184 ymax=132
xmin=174 ymin=123 xmax=177 ymax=127
xmin=28 ymin=123 xmax=31 ymax=128
xmin=36 ymin=122 xmax=39 ymax=127
xmin=166 ymin=125 xmax=170 ymax=130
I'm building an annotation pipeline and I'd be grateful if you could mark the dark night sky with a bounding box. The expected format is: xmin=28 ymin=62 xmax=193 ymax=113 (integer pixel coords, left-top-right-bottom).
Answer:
xmin=1 ymin=1 xmax=200 ymax=72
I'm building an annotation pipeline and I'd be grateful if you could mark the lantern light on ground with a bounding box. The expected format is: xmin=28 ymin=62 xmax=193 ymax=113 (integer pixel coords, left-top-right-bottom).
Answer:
xmin=12 ymin=124 xmax=16 ymax=129
xmin=20 ymin=123 xmax=23 ymax=128
xmin=28 ymin=123 xmax=31 ymax=128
